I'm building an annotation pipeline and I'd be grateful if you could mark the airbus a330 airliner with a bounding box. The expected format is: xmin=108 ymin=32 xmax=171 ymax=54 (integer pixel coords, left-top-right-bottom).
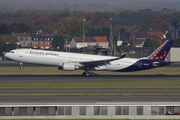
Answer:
xmin=5 ymin=40 xmax=174 ymax=76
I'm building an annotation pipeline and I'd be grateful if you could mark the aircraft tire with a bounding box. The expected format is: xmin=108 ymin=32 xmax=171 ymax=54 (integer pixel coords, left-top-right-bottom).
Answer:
xmin=20 ymin=66 xmax=23 ymax=70
xmin=82 ymin=72 xmax=86 ymax=76
xmin=91 ymin=73 xmax=95 ymax=76
xmin=86 ymin=72 xmax=90 ymax=77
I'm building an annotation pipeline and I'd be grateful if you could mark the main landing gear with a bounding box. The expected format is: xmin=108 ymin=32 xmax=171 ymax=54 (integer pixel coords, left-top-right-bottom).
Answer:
xmin=20 ymin=62 xmax=23 ymax=70
xmin=82 ymin=70 xmax=95 ymax=77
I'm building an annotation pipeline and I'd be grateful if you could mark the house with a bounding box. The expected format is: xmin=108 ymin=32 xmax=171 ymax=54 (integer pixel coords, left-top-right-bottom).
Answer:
xmin=31 ymin=34 xmax=53 ymax=49
xmin=69 ymin=37 xmax=97 ymax=48
xmin=134 ymin=31 xmax=165 ymax=47
xmin=11 ymin=33 xmax=32 ymax=47
xmin=69 ymin=36 xmax=109 ymax=49
xmin=1 ymin=33 xmax=31 ymax=48
xmin=116 ymin=32 xmax=129 ymax=46
xmin=135 ymin=32 xmax=148 ymax=47
xmin=147 ymin=31 xmax=164 ymax=44
xmin=95 ymin=36 xmax=109 ymax=48
xmin=135 ymin=39 xmax=146 ymax=47
xmin=1 ymin=35 xmax=19 ymax=45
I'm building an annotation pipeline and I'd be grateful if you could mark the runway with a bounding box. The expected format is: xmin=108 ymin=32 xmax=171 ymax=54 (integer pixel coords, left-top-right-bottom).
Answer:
xmin=0 ymin=74 xmax=180 ymax=82
xmin=1 ymin=60 xmax=180 ymax=103
xmin=0 ymin=74 xmax=180 ymax=103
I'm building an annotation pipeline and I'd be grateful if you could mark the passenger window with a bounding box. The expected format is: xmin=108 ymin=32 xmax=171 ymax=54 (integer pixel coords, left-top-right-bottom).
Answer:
xmin=10 ymin=51 xmax=14 ymax=53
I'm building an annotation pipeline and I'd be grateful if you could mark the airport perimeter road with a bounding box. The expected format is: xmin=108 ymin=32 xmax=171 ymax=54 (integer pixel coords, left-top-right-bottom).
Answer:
xmin=0 ymin=96 xmax=180 ymax=103
xmin=0 ymin=75 xmax=180 ymax=103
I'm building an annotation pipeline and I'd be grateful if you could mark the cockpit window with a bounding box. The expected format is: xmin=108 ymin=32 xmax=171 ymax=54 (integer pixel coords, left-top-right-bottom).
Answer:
xmin=10 ymin=51 xmax=14 ymax=53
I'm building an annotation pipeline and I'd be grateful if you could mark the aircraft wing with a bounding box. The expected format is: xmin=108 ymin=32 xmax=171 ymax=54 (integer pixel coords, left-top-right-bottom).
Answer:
xmin=79 ymin=54 xmax=126 ymax=68
xmin=79 ymin=57 xmax=119 ymax=68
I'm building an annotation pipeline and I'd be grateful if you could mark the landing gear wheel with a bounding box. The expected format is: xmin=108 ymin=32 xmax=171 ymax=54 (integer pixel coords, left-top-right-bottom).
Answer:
xmin=82 ymin=72 xmax=86 ymax=76
xmin=20 ymin=66 xmax=23 ymax=70
xmin=91 ymin=73 xmax=95 ymax=76
xmin=86 ymin=72 xmax=90 ymax=76
xmin=82 ymin=71 xmax=95 ymax=77
xmin=20 ymin=62 xmax=23 ymax=70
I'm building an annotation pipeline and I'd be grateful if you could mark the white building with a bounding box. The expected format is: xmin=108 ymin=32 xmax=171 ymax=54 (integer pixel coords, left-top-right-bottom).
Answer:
xmin=69 ymin=36 xmax=109 ymax=49
xmin=166 ymin=47 xmax=180 ymax=62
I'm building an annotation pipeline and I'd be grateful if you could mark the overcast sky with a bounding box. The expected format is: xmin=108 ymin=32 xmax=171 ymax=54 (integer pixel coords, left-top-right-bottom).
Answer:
xmin=1 ymin=0 xmax=180 ymax=11
xmin=1 ymin=0 xmax=180 ymax=5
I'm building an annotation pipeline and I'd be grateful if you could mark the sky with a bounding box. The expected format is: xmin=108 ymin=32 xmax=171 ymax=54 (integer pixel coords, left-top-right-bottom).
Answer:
xmin=1 ymin=0 xmax=180 ymax=11
xmin=1 ymin=0 xmax=180 ymax=5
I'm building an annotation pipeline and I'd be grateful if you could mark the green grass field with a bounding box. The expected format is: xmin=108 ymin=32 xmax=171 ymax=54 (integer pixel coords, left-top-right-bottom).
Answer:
xmin=0 ymin=66 xmax=180 ymax=97
xmin=0 ymin=66 xmax=180 ymax=75
xmin=1 ymin=119 xmax=180 ymax=120
xmin=1 ymin=79 xmax=180 ymax=89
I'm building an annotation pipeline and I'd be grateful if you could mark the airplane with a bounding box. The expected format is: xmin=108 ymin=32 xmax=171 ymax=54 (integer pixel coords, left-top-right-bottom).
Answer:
xmin=5 ymin=40 xmax=174 ymax=76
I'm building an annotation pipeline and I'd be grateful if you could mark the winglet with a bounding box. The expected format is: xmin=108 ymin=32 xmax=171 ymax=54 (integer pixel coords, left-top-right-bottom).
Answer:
xmin=119 ymin=54 xmax=126 ymax=58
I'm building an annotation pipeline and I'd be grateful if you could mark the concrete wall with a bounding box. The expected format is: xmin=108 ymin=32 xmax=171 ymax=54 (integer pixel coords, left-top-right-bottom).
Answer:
xmin=0 ymin=105 xmax=180 ymax=119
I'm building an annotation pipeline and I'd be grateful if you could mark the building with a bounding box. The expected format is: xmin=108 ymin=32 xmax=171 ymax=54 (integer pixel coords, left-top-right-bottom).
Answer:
xmin=11 ymin=33 xmax=32 ymax=47
xmin=31 ymin=34 xmax=53 ymax=49
xmin=70 ymin=37 xmax=97 ymax=48
xmin=1 ymin=35 xmax=20 ymax=49
xmin=1 ymin=33 xmax=32 ymax=48
xmin=95 ymin=36 xmax=109 ymax=48
xmin=135 ymin=39 xmax=146 ymax=47
xmin=69 ymin=36 xmax=109 ymax=49
xmin=147 ymin=31 xmax=164 ymax=44
xmin=0 ymin=102 xmax=180 ymax=119
xmin=166 ymin=47 xmax=180 ymax=62
xmin=1 ymin=35 xmax=19 ymax=44
xmin=117 ymin=32 xmax=129 ymax=47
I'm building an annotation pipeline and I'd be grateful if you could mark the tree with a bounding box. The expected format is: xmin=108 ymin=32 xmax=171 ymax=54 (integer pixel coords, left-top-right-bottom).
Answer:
xmin=0 ymin=23 xmax=8 ymax=34
xmin=0 ymin=37 xmax=4 ymax=52
xmin=52 ymin=34 xmax=66 ymax=51
xmin=7 ymin=23 xmax=31 ymax=33
xmin=144 ymin=38 xmax=160 ymax=47
xmin=144 ymin=38 xmax=153 ymax=47
xmin=87 ymin=25 xmax=109 ymax=37
xmin=3 ymin=42 xmax=18 ymax=52
xmin=57 ymin=16 xmax=85 ymax=39
xmin=173 ymin=38 xmax=180 ymax=47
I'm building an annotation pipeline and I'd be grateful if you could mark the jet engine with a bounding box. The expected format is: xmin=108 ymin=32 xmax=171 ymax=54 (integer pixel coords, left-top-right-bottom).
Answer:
xmin=58 ymin=63 xmax=76 ymax=71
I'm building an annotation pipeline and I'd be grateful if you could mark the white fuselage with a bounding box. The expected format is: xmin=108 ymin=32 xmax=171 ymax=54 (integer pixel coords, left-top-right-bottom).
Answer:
xmin=5 ymin=49 xmax=139 ymax=71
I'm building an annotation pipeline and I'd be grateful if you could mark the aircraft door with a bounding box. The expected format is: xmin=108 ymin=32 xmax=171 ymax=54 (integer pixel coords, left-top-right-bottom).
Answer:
xmin=137 ymin=61 xmax=142 ymax=67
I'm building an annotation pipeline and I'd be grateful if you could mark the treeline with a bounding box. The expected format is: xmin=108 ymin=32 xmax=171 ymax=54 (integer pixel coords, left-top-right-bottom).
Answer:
xmin=0 ymin=8 xmax=180 ymax=42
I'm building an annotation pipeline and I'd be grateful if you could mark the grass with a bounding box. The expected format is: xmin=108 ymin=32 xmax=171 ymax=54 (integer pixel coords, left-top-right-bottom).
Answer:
xmin=0 ymin=119 xmax=180 ymax=120
xmin=0 ymin=66 xmax=180 ymax=75
xmin=0 ymin=66 xmax=180 ymax=89
xmin=0 ymin=93 xmax=180 ymax=96
xmin=126 ymin=53 xmax=149 ymax=58
xmin=0 ymin=79 xmax=180 ymax=89
xmin=1 ymin=119 xmax=180 ymax=120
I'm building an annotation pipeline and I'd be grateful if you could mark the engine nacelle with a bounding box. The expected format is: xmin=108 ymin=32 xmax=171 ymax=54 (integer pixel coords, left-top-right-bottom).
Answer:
xmin=59 ymin=63 xmax=76 ymax=71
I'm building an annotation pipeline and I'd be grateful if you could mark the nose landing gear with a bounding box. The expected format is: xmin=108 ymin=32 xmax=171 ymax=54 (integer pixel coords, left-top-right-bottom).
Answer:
xmin=20 ymin=62 xmax=23 ymax=70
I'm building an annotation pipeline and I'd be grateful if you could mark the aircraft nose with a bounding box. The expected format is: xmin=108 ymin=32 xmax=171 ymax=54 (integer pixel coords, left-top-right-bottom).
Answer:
xmin=4 ymin=52 xmax=9 ymax=58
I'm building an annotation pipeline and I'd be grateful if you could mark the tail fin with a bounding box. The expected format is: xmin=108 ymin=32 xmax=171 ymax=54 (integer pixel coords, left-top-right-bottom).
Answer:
xmin=146 ymin=40 xmax=174 ymax=61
